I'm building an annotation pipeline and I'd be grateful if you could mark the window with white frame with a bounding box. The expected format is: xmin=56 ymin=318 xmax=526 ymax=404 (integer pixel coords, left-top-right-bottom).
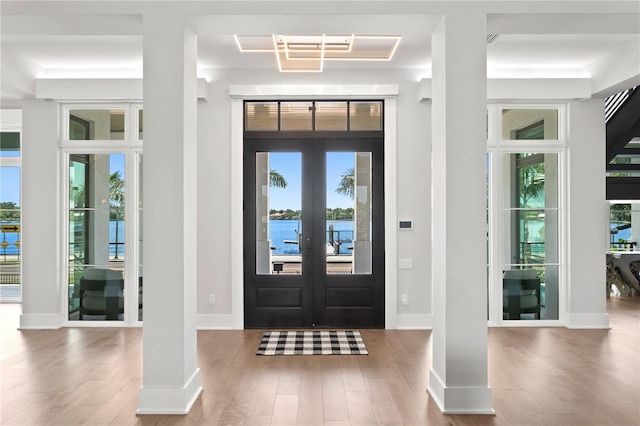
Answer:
xmin=0 ymin=130 xmax=22 ymax=302
xmin=62 ymin=104 xmax=144 ymax=324
xmin=487 ymin=105 xmax=565 ymax=323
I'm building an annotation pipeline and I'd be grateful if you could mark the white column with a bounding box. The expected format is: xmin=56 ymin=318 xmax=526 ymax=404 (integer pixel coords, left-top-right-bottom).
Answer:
xmin=20 ymin=99 xmax=62 ymax=329
xmin=428 ymin=11 xmax=493 ymax=414
xmin=566 ymin=99 xmax=609 ymax=329
xmin=138 ymin=12 xmax=201 ymax=414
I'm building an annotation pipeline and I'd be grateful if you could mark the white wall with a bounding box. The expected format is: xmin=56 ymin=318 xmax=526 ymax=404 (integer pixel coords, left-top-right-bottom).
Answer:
xmin=19 ymin=99 xmax=61 ymax=328
xmin=566 ymin=98 xmax=609 ymax=328
xmin=195 ymin=67 xmax=433 ymax=327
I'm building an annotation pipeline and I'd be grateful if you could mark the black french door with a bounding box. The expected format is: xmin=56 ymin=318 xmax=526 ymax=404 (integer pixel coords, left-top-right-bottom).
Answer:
xmin=243 ymin=135 xmax=384 ymax=328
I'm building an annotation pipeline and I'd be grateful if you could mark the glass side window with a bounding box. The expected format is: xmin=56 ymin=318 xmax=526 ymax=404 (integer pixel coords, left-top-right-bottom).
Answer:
xmin=281 ymin=102 xmax=313 ymax=131
xmin=244 ymin=100 xmax=383 ymax=131
xmin=350 ymin=102 xmax=382 ymax=131
xmin=69 ymin=109 xmax=126 ymax=140
xmin=501 ymin=109 xmax=558 ymax=140
xmin=610 ymin=203 xmax=639 ymax=252
xmin=607 ymin=202 xmax=640 ymax=297
xmin=0 ymin=166 xmax=21 ymax=301
xmin=245 ymin=102 xmax=278 ymax=131
xmin=68 ymin=153 xmax=126 ymax=321
xmin=502 ymin=152 xmax=559 ymax=321
xmin=0 ymin=132 xmax=20 ymax=157
xmin=315 ymin=102 xmax=348 ymax=131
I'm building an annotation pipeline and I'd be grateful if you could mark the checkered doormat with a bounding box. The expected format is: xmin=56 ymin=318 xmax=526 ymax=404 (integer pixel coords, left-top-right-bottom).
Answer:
xmin=256 ymin=330 xmax=368 ymax=355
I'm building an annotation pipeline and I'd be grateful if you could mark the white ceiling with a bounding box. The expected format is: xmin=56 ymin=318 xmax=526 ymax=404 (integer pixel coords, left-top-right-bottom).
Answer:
xmin=1 ymin=2 xmax=639 ymax=108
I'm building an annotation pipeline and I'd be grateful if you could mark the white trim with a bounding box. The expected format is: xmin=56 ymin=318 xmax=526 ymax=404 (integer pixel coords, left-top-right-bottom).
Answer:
xmin=138 ymin=368 xmax=203 ymax=415
xmin=230 ymin=85 xmax=399 ymax=329
xmin=36 ymin=78 xmax=209 ymax=101
xmin=230 ymin=98 xmax=244 ymax=329
xmin=230 ymin=84 xmax=399 ymax=98
xmin=384 ymin=96 xmax=398 ymax=329
xmin=419 ymin=78 xmax=592 ymax=101
xmin=396 ymin=314 xmax=432 ymax=330
xmin=19 ymin=313 xmax=62 ymax=329
xmin=566 ymin=312 xmax=610 ymax=329
xmin=197 ymin=314 xmax=235 ymax=329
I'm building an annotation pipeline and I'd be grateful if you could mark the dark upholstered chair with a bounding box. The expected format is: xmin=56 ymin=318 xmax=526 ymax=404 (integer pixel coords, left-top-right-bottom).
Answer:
xmin=79 ymin=268 xmax=124 ymax=320
xmin=503 ymin=269 xmax=541 ymax=320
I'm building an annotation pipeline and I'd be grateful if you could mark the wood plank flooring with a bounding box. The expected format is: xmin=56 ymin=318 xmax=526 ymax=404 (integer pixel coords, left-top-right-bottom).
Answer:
xmin=1 ymin=297 xmax=639 ymax=425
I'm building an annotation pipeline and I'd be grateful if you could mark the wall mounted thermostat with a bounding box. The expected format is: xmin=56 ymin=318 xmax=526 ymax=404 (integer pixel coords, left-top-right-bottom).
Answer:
xmin=398 ymin=220 xmax=413 ymax=230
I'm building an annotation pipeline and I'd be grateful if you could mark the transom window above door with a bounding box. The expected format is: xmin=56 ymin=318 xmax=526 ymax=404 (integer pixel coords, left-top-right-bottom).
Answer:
xmin=64 ymin=106 xmax=143 ymax=143
xmin=244 ymin=101 xmax=383 ymax=132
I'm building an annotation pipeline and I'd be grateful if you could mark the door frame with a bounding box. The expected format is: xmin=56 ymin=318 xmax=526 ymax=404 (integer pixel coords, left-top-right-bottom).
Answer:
xmin=230 ymin=85 xmax=399 ymax=329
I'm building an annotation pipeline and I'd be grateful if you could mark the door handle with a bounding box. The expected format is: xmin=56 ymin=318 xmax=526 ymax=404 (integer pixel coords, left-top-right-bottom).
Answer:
xmin=305 ymin=237 xmax=311 ymax=249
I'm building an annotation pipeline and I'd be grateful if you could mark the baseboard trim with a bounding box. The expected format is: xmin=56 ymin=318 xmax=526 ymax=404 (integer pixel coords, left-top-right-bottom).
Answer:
xmin=396 ymin=314 xmax=432 ymax=329
xmin=138 ymin=368 xmax=203 ymax=415
xmin=427 ymin=369 xmax=495 ymax=415
xmin=19 ymin=313 xmax=62 ymax=329
xmin=566 ymin=312 xmax=610 ymax=329
xmin=197 ymin=314 xmax=235 ymax=329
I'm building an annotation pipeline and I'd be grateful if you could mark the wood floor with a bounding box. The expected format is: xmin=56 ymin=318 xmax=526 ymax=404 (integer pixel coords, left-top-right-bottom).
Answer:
xmin=1 ymin=298 xmax=639 ymax=425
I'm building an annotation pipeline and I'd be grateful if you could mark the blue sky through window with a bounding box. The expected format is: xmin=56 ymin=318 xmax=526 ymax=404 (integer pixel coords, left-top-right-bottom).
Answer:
xmin=268 ymin=152 xmax=355 ymax=211
xmin=0 ymin=167 xmax=20 ymax=205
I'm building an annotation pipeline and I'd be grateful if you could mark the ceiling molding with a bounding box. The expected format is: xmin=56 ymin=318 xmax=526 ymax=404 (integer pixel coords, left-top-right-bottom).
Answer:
xmin=229 ymin=84 xmax=399 ymax=98
xmin=418 ymin=78 xmax=592 ymax=101
xmin=35 ymin=78 xmax=209 ymax=101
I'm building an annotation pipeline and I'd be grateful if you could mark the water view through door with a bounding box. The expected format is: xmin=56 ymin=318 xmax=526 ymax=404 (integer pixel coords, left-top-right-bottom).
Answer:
xmin=242 ymin=99 xmax=385 ymax=328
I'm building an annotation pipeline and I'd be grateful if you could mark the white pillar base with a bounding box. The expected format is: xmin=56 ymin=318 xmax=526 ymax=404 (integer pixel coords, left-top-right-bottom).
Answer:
xmin=428 ymin=369 xmax=495 ymax=415
xmin=138 ymin=368 xmax=203 ymax=415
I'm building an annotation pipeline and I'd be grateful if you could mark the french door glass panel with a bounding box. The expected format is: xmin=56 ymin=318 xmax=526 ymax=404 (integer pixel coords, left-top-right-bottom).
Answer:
xmin=326 ymin=152 xmax=372 ymax=275
xmin=68 ymin=153 xmax=126 ymax=321
xmin=256 ymin=152 xmax=302 ymax=275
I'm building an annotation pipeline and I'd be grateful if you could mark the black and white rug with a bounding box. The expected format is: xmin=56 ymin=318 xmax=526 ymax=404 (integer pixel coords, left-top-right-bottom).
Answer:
xmin=256 ymin=330 xmax=368 ymax=355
